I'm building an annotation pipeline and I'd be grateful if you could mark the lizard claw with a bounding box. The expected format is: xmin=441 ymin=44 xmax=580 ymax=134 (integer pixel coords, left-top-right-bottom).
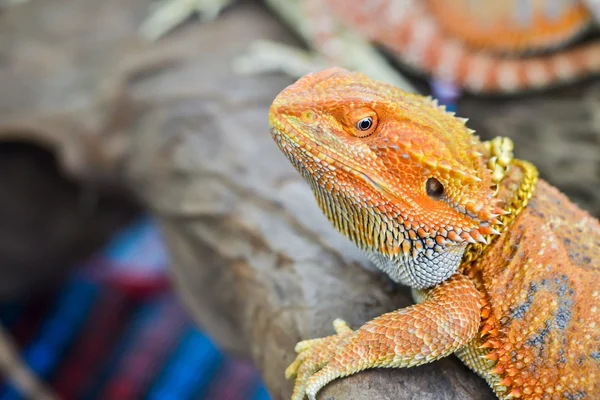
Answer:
xmin=285 ymin=345 xmax=311 ymax=379
xmin=332 ymin=318 xmax=353 ymax=334
xmin=305 ymin=364 xmax=343 ymax=400
xmin=286 ymin=319 xmax=355 ymax=400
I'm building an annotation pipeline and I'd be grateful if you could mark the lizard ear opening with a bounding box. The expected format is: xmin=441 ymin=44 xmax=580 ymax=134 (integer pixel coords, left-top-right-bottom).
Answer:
xmin=344 ymin=108 xmax=378 ymax=137
xmin=426 ymin=177 xmax=444 ymax=199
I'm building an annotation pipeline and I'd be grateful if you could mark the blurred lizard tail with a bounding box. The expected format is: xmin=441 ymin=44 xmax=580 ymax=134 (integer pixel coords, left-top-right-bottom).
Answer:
xmin=326 ymin=0 xmax=600 ymax=94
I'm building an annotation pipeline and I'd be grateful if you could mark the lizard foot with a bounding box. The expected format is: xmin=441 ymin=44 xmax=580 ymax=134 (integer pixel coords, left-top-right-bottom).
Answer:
xmin=139 ymin=0 xmax=234 ymax=40
xmin=285 ymin=319 xmax=363 ymax=400
xmin=232 ymin=40 xmax=329 ymax=79
xmin=232 ymin=37 xmax=416 ymax=93
xmin=284 ymin=275 xmax=482 ymax=400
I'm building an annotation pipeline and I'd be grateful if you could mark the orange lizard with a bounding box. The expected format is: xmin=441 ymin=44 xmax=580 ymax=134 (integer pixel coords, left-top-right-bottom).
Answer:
xmin=141 ymin=0 xmax=600 ymax=94
xmin=319 ymin=0 xmax=600 ymax=93
xmin=269 ymin=67 xmax=600 ymax=399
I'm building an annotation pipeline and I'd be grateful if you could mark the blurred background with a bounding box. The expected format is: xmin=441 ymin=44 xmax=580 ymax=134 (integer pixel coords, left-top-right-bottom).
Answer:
xmin=0 ymin=0 xmax=598 ymax=399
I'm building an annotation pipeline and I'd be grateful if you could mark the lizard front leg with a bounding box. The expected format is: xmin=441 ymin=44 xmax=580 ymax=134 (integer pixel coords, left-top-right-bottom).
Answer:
xmin=233 ymin=0 xmax=415 ymax=91
xmin=139 ymin=0 xmax=235 ymax=40
xmin=286 ymin=273 xmax=481 ymax=400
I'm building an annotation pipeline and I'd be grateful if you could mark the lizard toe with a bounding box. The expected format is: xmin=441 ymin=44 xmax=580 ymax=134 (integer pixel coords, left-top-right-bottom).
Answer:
xmin=294 ymin=336 xmax=327 ymax=353
xmin=332 ymin=318 xmax=353 ymax=334
xmin=305 ymin=363 xmax=343 ymax=400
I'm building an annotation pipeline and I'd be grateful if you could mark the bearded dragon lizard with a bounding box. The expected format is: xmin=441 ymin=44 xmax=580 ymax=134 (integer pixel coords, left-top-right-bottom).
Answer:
xmin=141 ymin=0 xmax=600 ymax=95
xmin=269 ymin=67 xmax=600 ymax=399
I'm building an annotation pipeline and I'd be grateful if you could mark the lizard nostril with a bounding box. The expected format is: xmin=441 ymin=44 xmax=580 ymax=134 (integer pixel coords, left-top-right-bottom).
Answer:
xmin=302 ymin=110 xmax=318 ymax=122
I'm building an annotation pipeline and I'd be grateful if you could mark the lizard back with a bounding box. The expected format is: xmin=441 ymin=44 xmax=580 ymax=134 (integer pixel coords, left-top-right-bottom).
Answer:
xmin=459 ymin=170 xmax=600 ymax=399
xmin=325 ymin=0 xmax=600 ymax=92
xmin=427 ymin=0 xmax=593 ymax=54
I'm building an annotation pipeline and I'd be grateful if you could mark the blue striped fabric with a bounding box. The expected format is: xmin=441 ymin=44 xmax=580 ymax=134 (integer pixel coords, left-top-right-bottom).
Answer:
xmin=0 ymin=217 xmax=271 ymax=400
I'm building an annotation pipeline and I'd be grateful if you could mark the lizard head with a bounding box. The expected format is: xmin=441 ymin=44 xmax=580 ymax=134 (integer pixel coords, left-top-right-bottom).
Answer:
xmin=269 ymin=67 xmax=504 ymax=289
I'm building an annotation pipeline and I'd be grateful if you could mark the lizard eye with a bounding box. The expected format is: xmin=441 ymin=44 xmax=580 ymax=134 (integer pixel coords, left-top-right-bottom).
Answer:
xmin=426 ymin=177 xmax=444 ymax=199
xmin=346 ymin=108 xmax=378 ymax=137
xmin=356 ymin=117 xmax=373 ymax=131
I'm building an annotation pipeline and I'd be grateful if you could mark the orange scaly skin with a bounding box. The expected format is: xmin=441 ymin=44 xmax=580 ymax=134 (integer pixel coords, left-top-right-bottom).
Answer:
xmin=426 ymin=0 xmax=593 ymax=54
xmin=269 ymin=68 xmax=600 ymax=399
xmin=316 ymin=0 xmax=600 ymax=93
xmin=142 ymin=0 xmax=599 ymax=93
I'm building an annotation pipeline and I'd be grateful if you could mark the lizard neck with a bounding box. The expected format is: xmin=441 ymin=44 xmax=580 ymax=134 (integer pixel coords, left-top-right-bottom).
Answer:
xmin=461 ymin=157 xmax=538 ymax=271
xmin=366 ymin=137 xmax=538 ymax=290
